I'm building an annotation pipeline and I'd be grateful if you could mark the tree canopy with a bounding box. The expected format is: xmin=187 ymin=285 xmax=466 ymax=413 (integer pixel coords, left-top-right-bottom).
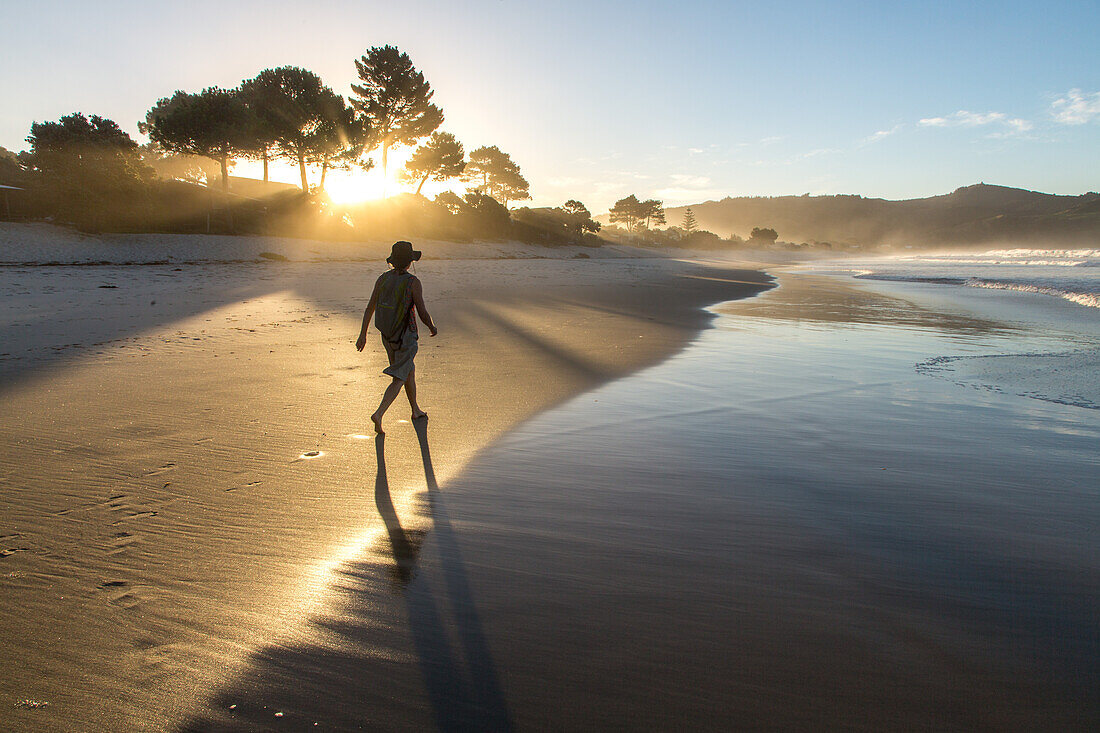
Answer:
xmin=609 ymin=195 xmax=664 ymax=232
xmin=0 ymin=146 xmax=22 ymax=186
xmin=749 ymin=226 xmax=779 ymax=243
xmin=463 ymin=146 xmax=530 ymax=205
xmin=142 ymin=87 xmax=251 ymax=193
xmin=140 ymin=142 xmax=221 ymax=185
xmin=609 ymin=195 xmax=642 ymax=231
xmin=642 ymin=199 xmax=665 ymax=228
xmin=237 ymin=75 xmax=283 ymax=182
xmin=400 ymin=131 xmax=464 ymax=195
xmin=240 ymin=67 xmax=362 ymax=191
xmin=561 ymin=199 xmax=600 ymax=235
xmin=350 ymin=45 xmax=443 ymax=184
xmin=23 ymin=113 xmax=152 ymax=229
xmin=562 ymin=199 xmax=589 ymax=218
xmin=308 ymin=96 xmax=372 ymax=190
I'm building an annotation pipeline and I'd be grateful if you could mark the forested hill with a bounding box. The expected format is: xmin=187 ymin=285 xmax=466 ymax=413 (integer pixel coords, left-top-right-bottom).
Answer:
xmin=661 ymin=184 xmax=1100 ymax=249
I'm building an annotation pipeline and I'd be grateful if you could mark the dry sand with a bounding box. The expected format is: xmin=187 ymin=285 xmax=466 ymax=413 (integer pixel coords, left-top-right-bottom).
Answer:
xmin=0 ymin=232 xmax=772 ymax=730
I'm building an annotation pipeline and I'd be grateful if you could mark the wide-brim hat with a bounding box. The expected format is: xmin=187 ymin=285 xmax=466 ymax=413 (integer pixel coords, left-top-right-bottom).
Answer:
xmin=386 ymin=240 xmax=422 ymax=264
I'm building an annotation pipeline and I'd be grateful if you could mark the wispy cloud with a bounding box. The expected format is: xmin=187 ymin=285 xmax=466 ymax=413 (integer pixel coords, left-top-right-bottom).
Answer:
xmin=1051 ymin=89 xmax=1100 ymax=125
xmin=669 ymin=174 xmax=712 ymax=187
xmin=919 ymin=110 xmax=1004 ymax=127
xmin=863 ymin=124 xmax=903 ymax=144
xmin=918 ymin=110 xmax=1032 ymax=136
xmin=654 ymin=174 xmax=725 ymax=205
xmin=796 ymin=147 xmax=838 ymax=160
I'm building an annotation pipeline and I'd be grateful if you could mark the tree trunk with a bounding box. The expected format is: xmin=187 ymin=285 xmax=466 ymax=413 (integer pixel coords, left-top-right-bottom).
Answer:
xmin=416 ymin=172 xmax=428 ymax=196
xmin=220 ymin=155 xmax=233 ymax=232
xmin=262 ymin=149 xmax=269 ymax=182
xmin=298 ymin=154 xmax=308 ymax=192
xmin=381 ymin=143 xmax=389 ymax=198
xmin=320 ymin=160 xmax=329 ymax=190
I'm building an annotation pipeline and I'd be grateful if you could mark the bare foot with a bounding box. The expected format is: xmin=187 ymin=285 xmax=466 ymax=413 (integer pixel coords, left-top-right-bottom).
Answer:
xmin=411 ymin=410 xmax=428 ymax=421
xmin=371 ymin=413 xmax=384 ymax=434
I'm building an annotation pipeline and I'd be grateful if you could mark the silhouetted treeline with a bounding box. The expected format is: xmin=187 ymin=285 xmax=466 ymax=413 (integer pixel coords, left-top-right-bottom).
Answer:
xmin=0 ymin=45 xmax=585 ymax=243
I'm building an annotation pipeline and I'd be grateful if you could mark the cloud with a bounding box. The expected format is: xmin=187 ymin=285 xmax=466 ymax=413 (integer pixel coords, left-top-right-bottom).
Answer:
xmin=863 ymin=124 xmax=903 ymax=144
xmin=653 ymin=174 xmax=724 ymax=204
xmin=669 ymin=174 xmax=712 ymax=187
xmin=796 ymin=148 xmax=838 ymax=160
xmin=918 ymin=110 xmax=1032 ymax=137
xmin=1051 ymin=89 xmax=1100 ymax=125
xmin=919 ymin=110 xmax=1006 ymax=127
xmin=653 ymin=187 xmax=727 ymax=204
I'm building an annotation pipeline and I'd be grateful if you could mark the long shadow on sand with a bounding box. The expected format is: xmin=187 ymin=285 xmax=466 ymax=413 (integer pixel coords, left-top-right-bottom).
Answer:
xmin=179 ymin=422 xmax=511 ymax=731
xmin=2 ymin=260 xmax=774 ymax=397
xmin=403 ymin=421 xmax=513 ymax=731
xmin=0 ymin=263 xmax=287 ymax=393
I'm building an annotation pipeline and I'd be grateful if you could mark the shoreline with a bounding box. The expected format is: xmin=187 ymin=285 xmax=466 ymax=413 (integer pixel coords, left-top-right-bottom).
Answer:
xmin=1 ymin=252 xmax=773 ymax=730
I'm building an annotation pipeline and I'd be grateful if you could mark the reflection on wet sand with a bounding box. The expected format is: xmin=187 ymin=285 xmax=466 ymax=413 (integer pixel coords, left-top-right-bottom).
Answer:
xmin=716 ymin=273 xmax=1020 ymax=337
xmin=179 ymin=422 xmax=510 ymax=731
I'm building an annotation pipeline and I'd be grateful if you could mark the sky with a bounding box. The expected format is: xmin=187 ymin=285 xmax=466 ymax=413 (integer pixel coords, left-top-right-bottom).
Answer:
xmin=3 ymin=0 xmax=1099 ymax=212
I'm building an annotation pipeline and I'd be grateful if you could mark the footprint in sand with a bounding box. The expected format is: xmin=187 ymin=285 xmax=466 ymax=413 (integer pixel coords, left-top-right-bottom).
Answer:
xmin=110 ymin=510 xmax=158 ymax=526
xmin=144 ymin=463 xmax=177 ymax=477
xmin=99 ymin=580 xmax=142 ymax=607
xmin=108 ymin=532 xmax=137 ymax=555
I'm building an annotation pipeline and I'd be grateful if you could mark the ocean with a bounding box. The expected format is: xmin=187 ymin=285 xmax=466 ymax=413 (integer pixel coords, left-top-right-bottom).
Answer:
xmin=828 ymin=247 xmax=1100 ymax=310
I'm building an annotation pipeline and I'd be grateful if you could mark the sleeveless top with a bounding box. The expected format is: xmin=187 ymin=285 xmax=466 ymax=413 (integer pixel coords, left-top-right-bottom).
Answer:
xmin=374 ymin=270 xmax=417 ymax=343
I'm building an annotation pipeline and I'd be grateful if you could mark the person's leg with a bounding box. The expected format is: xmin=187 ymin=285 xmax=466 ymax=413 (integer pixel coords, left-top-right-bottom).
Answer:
xmin=404 ymin=368 xmax=427 ymax=420
xmin=372 ymin=377 xmax=405 ymax=434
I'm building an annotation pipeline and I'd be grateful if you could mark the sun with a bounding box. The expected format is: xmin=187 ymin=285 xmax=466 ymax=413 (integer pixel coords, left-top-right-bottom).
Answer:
xmin=325 ymin=147 xmax=417 ymax=204
xmin=324 ymin=169 xmax=387 ymax=204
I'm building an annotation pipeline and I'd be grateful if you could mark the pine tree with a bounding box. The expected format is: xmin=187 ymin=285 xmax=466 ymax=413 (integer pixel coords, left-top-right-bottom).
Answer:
xmin=237 ymin=67 xmax=357 ymax=191
xmin=143 ymin=87 xmax=251 ymax=194
xmin=609 ymin=195 xmax=644 ymax=231
xmin=350 ymin=46 xmax=443 ymax=190
xmin=462 ymin=146 xmax=530 ymax=205
xmin=682 ymin=208 xmax=698 ymax=233
xmin=400 ymin=132 xmax=464 ymax=195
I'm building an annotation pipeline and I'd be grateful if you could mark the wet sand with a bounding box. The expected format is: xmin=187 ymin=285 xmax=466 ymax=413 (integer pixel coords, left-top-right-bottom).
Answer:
xmin=0 ymin=253 xmax=771 ymax=730
xmin=184 ymin=274 xmax=1099 ymax=730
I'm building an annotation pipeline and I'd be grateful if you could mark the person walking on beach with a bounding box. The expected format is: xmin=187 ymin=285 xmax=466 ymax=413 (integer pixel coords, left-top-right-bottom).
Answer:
xmin=356 ymin=241 xmax=438 ymax=434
